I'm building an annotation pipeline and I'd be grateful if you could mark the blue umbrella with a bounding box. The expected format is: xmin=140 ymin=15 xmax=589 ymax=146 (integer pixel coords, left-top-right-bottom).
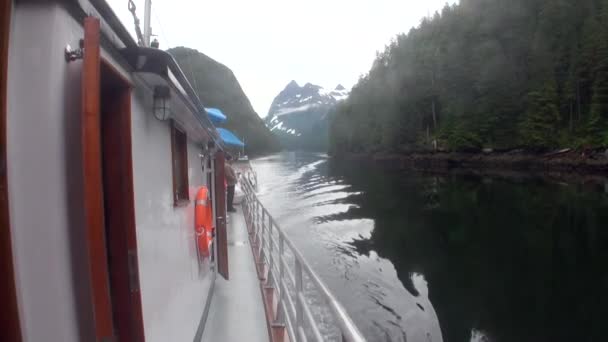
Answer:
xmin=217 ymin=128 xmax=245 ymax=147
xmin=205 ymin=108 xmax=227 ymax=124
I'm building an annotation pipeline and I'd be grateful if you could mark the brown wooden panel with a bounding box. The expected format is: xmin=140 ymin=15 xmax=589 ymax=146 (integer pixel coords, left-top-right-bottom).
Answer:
xmin=119 ymin=94 xmax=147 ymax=342
xmin=100 ymin=61 xmax=145 ymax=342
xmin=0 ymin=1 xmax=23 ymax=341
xmin=214 ymin=151 xmax=229 ymax=279
xmin=81 ymin=17 xmax=114 ymax=341
xmin=170 ymin=121 xmax=189 ymax=206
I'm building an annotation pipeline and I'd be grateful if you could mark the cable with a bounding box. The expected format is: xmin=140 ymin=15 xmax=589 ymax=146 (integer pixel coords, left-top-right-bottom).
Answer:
xmin=153 ymin=6 xmax=202 ymax=99
xmin=186 ymin=50 xmax=202 ymax=99
xmin=153 ymin=10 xmax=172 ymax=48
xmin=144 ymin=1 xmax=222 ymax=149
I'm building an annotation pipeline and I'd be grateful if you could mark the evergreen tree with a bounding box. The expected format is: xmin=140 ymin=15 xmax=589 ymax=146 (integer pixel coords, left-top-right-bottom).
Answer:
xmin=586 ymin=1 xmax=608 ymax=146
xmin=329 ymin=0 xmax=608 ymax=154
xmin=520 ymin=83 xmax=561 ymax=148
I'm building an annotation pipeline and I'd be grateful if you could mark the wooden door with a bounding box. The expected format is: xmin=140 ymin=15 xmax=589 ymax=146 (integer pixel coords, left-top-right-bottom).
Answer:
xmin=0 ymin=1 xmax=22 ymax=341
xmin=100 ymin=61 xmax=145 ymax=342
xmin=82 ymin=17 xmax=145 ymax=342
xmin=214 ymin=151 xmax=229 ymax=279
xmin=81 ymin=17 xmax=115 ymax=341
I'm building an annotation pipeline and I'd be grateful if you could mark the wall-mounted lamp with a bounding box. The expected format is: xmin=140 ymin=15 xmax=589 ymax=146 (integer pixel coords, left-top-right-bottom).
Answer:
xmin=64 ymin=39 xmax=84 ymax=62
xmin=153 ymin=86 xmax=172 ymax=121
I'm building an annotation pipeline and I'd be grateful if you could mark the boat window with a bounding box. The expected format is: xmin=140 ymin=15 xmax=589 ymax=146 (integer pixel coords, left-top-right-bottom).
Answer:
xmin=171 ymin=121 xmax=189 ymax=206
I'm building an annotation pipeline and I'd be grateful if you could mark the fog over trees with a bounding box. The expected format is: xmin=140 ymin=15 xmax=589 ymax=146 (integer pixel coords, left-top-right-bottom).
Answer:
xmin=330 ymin=0 xmax=608 ymax=154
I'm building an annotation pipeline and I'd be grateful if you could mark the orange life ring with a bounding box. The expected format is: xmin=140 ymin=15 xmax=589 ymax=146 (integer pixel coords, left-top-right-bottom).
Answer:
xmin=195 ymin=186 xmax=213 ymax=257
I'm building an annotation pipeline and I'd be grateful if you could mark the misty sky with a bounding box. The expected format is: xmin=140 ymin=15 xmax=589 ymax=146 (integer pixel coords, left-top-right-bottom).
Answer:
xmin=107 ymin=0 xmax=458 ymax=117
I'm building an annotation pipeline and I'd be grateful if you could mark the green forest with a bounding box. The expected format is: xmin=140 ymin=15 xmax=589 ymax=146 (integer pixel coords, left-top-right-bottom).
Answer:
xmin=330 ymin=0 xmax=608 ymax=155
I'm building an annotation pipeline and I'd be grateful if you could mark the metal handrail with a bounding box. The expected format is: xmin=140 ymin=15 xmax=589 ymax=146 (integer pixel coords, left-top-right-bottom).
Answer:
xmin=240 ymin=177 xmax=366 ymax=342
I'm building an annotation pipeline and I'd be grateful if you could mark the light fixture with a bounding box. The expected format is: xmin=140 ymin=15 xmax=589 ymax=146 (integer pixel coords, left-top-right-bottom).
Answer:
xmin=153 ymin=86 xmax=171 ymax=121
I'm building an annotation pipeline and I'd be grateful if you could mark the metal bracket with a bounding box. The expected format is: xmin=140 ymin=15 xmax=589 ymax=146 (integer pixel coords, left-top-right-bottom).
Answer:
xmin=65 ymin=39 xmax=85 ymax=62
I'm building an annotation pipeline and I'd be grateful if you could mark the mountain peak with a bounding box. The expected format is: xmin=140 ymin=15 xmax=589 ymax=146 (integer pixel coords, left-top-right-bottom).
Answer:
xmin=285 ymin=80 xmax=300 ymax=91
xmin=268 ymin=80 xmax=348 ymax=118
xmin=265 ymin=79 xmax=349 ymax=150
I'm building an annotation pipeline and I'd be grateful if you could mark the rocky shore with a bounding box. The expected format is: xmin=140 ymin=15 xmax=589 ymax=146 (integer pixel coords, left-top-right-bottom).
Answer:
xmin=340 ymin=149 xmax=608 ymax=175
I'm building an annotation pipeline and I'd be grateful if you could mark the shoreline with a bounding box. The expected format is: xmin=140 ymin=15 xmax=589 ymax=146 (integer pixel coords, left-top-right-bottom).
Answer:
xmin=335 ymin=150 xmax=608 ymax=183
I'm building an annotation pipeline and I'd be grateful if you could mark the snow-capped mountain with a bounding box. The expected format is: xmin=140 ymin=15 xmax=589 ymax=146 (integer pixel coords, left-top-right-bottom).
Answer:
xmin=265 ymin=81 xmax=349 ymax=150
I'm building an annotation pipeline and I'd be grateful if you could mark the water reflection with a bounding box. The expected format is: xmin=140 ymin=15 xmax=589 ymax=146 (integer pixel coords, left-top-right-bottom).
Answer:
xmin=253 ymin=152 xmax=608 ymax=342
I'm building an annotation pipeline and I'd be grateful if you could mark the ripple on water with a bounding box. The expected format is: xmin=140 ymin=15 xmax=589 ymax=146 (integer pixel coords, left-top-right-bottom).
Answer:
xmin=250 ymin=153 xmax=444 ymax=342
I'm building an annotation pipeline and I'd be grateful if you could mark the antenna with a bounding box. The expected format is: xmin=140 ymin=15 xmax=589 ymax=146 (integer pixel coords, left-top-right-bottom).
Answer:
xmin=143 ymin=0 xmax=152 ymax=47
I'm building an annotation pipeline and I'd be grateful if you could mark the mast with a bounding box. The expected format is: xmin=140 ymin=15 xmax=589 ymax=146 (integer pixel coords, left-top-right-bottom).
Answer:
xmin=143 ymin=0 xmax=152 ymax=47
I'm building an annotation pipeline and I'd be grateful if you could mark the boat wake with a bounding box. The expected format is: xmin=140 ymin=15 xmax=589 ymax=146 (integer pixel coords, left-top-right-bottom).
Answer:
xmin=251 ymin=152 xmax=444 ymax=342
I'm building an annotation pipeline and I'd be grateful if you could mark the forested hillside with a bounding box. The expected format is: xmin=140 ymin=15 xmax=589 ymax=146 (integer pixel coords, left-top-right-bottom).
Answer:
xmin=168 ymin=47 xmax=279 ymax=155
xmin=330 ymin=0 xmax=608 ymax=155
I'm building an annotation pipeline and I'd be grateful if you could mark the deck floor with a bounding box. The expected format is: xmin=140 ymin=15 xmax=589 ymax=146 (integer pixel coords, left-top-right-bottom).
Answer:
xmin=201 ymin=205 xmax=269 ymax=342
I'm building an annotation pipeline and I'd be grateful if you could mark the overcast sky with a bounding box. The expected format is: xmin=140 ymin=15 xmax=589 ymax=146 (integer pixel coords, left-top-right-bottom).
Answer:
xmin=107 ymin=0 xmax=458 ymax=117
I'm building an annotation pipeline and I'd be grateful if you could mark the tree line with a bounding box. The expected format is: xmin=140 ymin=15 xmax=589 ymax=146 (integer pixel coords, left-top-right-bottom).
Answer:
xmin=330 ymin=0 xmax=608 ymax=154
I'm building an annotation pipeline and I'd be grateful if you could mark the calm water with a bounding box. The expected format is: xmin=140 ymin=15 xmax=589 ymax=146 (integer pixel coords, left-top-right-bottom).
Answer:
xmin=251 ymin=152 xmax=608 ymax=342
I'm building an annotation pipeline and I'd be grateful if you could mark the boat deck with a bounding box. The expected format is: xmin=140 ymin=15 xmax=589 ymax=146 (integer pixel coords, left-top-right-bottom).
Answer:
xmin=201 ymin=204 xmax=270 ymax=342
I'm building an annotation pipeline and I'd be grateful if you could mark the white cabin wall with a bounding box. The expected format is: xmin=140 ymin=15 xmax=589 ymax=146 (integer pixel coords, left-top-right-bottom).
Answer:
xmin=7 ymin=2 xmax=213 ymax=341
xmin=130 ymin=81 xmax=214 ymax=342
xmin=6 ymin=3 xmax=94 ymax=341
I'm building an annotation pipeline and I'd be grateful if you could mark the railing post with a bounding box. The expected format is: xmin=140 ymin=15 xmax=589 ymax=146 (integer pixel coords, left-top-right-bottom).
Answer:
xmin=247 ymin=192 xmax=253 ymax=228
xmin=267 ymin=217 xmax=275 ymax=287
xmin=295 ymin=259 xmax=304 ymax=337
xmin=260 ymin=207 xmax=266 ymax=273
xmin=249 ymin=194 xmax=253 ymax=228
xmin=276 ymin=234 xmax=285 ymax=324
xmin=249 ymin=194 xmax=254 ymax=230
xmin=249 ymin=193 xmax=254 ymax=233
xmin=257 ymin=200 xmax=262 ymax=237
xmin=254 ymin=200 xmax=261 ymax=251
xmin=244 ymin=189 xmax=250 ymax=226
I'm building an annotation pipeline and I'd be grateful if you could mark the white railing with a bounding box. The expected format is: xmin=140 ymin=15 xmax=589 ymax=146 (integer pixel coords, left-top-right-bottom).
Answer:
xmin=240 ymin=177 xmax=366 ymax=342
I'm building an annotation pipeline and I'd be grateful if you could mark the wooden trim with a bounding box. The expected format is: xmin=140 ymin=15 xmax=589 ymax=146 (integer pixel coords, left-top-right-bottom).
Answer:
xmin=170 ymin=121 xmax=189 ymax=206
xmin=170 ymin=121 xmax=177 ymax=204
xmin=100 ymin=60 xmax=145 ymax=342
xmin=174 ymin=198 xmax=191 ymax=207
xmin=118 ymin=85 xmax=146 ymax=342
xmin=214 ymin=151 xmax=229 ymax=279
xmin=81 ymin=17 xmax=115 ymax=341
xmin=99 ymin=58 xmax=133 ymax=89
xmin=0 ymin=1 xmax=23 ymax=341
